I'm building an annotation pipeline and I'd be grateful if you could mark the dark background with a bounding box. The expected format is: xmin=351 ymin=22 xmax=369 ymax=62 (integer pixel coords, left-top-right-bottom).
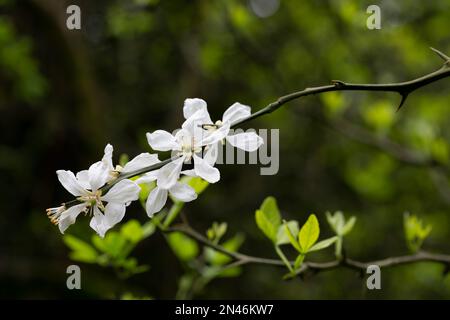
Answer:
xmin=1 ymin=0 xmax=450 ymax=299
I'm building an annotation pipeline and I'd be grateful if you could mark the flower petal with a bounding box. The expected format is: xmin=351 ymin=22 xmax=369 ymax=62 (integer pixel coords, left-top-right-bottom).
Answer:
xmin=146 ymin=130 xmax=179 ymax=151
xmin=122 ymin=153 xmax=160 ymax=173
xmin=182 ymin=107 xmax=212 ymax=135
xmin=193 ymin=153 xmax=220 ymax=183
xmin=145 ymin=186 xmax=168 ymax=218
xmin=57 ymin=170 xmax=88 ymax=196
xmin=101 ymin=179 xmax=140 ymax=204
xmin=222 ymin=102 xmax=251 ymax=125
xmin=199 ymin=121 xmax=230 ymax=146
xmin=103 ymin=202 xmax=126 ymax=229
xmin=183 ymin=98 xmax=208 ymax=119
xmin=181 ymin=169 xmax=196 ymax=176
xmin=226 ymin=132 xmax=263 ymax=152
xmin=89 ymin=206 xmax=107 ymax=238
xmin=169 ymin=182 xmax=197 ymax=202
xmin=204 ymin=142 xmax=219 ymax=165
xmin=88 ymin=161 xmax=111 ymax=191
xmin=157 ymin=156 xmax=185 ymax=189
xmin=102 ymin=143 xmax=114 ymax=170
xmin=58 ymin=203 xmax=87 ymax=234
xmin=76 ymin=170 xmax=91 ymax=190
xmin=134 ymin=170 xmax=159 ymax=184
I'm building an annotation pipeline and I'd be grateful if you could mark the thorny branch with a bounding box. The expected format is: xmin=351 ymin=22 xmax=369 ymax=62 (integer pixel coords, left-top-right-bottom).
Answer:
xmin=62 ymin=47 xmax=450 ymax=208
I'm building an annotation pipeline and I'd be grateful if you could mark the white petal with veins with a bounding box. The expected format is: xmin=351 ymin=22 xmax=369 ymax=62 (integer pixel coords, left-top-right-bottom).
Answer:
xmin=58 ymin=203 xmax=88 ymax=234
xmin=169 ymin=182 xmax=197 ymax=202
xmin=146 ymin=186 xmax=168 ymax=217
xmin=193 ymin=153 xmax=220 ymax=183
xmin=122 ymin=153 xmax=160 ymax=173
xmin=226 ymin=132 xmax=263 ymax=152
xmin=101 ymin=179 xmax=140 ymax=204
xmin=157 ymin=156 xmax=185 ymax=189
xmin=146 ymin=130 xmax=179 ymax=151
xmin=222 ymin=102 xmax=251 ymax=125
xmin=57 ymin=170 xmax=88 ymax=196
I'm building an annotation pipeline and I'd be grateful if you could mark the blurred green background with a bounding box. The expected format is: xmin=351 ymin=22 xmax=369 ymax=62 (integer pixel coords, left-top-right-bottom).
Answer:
xmin=1 ymin=0 xmax=450 ymax=299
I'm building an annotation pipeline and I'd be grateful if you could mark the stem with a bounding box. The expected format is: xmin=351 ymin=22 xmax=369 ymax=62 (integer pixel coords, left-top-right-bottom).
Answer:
xmin=169 ymin=223 xmax=450 ymax=279
xmin=275 ymin=245 xmax=294 ymax=273
xmin=163 ymin=201 xmax=185 ymax=229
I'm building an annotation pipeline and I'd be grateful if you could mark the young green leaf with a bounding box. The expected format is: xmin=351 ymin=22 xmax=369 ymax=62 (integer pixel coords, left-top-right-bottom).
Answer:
xmin=403 ymin=212 xmax=432 ymax=253
xmin=299 ymin=214 xmax=320 ymax=253
xmin=260 ymin=197 xmax=281 ymax=226
xmin=63 ymin=234 xmax=98 ymax=263
xmin=167 ymin=232 xmax=199 ymax=261
xmin=308 ymin=236 xmax=338 ymax=252
xmin=283 ymin=221 xmax=301 ymax=252
xmin=120 ymin=219 xmax=144 ymax=244
xmin=342 ymin=216 xmax=356 ymax=235
xmin=205 ymin=233 xmax=245 ymax=266
xmin=254 ymin=196 xmax=282 ymax=242
xmin=255 ymin=209 xmax=278 ymax=242
xmin=276 ymin=220 xmax=299 ymax=246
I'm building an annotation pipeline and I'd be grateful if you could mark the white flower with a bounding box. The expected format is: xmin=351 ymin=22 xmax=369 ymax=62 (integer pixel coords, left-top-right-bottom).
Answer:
xmin=146 ymin=107 xmax=230 ymax=189
xmin=49 ymin=144 xmax=159 ymax=237
xmin=135 ymin=171 xmax=197 ymax=217
xmin=182 ymin=98 xmax=264 ymax=164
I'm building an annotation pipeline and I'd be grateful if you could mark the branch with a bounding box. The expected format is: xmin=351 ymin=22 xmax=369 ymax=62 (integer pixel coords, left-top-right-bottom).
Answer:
xmin=232 ymin=47 xmax=450 ymax=127
xmin=166 ymin=223 xmax=450 ymax=279
xmin=63 ymin=47 xmax=450 ymax=207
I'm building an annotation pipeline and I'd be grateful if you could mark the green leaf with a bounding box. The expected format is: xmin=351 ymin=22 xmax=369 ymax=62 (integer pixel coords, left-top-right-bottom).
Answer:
xmin=326 ymin=211 xmax=344 ymax=235
xmin=255 ymin=210 xmax=276 ymax=242
xmin=207 ymin=222 xmax=228 ymax=242
xmin=260 ymin=196 xmax=281 ymax=226
xmin=299 ymin=214 xmax=320 ymax=253
xmin=309 ymin=236 xmax=338 ymax=252
xmin=180 ymin=176 xmax=209 ymax=195
xmin=205 ymin=233 xmax=245 ymax=265
xmin=342 ymin=216 xmax=357 ymax=235
xmin=403 ymin=212 xmax=432 ymax=253
xmin=167 ymin=232 xmax=199 ymax=261
xmin=120 ymin=219 xmax=144 ymax=243
xmin=276 ymin=220 xmax=299 ymax=246
xmin=254 ymin=196 xmax=281 ymax=242
xmin=91 ymin=232 xmax=127 ymax=258
xmin=282 ymin=221 xmax=301 ymax=252
xmin=63 ymin=235 xmax=98 ymax=263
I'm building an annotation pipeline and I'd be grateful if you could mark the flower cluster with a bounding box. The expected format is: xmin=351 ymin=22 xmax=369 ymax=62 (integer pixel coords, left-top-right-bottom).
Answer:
xmin=47 ymin=99 xmax=263 ymax=237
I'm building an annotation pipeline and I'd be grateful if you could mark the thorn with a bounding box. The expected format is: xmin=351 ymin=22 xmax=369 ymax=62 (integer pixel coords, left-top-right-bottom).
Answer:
xmin=331 ymin=80 xmax=345 ymax=87
xmin=396 ymin=92 xmax=409 ymax=112
xmin=430 ymin=47 xmax=450 ymax=63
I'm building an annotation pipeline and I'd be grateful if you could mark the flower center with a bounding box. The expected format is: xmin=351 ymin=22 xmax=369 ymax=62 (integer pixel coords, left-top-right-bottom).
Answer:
xmin=179 ymin=136 xmax=201 ymax=161
xmin=78 ymin=190 xmax=105 ymax=212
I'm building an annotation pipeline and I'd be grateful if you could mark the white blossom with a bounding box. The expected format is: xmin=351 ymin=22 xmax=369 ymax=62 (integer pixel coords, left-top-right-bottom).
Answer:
xmin=182 ymin=98 xmax=264 ymax=165
xmin=48 ymin=144 xmax=158 ymax=237
xmin=146 ymin=106 xmax=229 ymax=189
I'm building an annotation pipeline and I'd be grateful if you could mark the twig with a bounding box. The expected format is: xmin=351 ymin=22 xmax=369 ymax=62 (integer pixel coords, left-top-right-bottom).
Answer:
xmin=165 ymin=223 xmax=450 ymax=279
